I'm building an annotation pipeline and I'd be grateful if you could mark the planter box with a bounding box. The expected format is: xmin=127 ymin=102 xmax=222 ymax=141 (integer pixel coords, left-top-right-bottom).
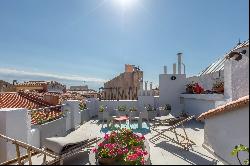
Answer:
xmin=90 ymin=137 xmax=150 ymax=165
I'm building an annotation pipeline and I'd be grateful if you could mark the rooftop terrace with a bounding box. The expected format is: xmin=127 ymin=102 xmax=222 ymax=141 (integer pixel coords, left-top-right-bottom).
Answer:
xmin=21 ymin=117 xmax=223 ymax=165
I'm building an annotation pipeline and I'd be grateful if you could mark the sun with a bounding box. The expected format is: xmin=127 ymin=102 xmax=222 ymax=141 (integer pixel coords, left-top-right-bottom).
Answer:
xmin=113 ymin=0 xmax=138 ymax=10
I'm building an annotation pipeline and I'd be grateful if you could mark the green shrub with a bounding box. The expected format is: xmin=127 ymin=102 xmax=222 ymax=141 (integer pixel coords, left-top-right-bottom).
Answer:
xmin=129 ymin=106 xmax=137 ymax=112
xmin=231 ymin=144 xmax=249 ymax=165
xmin=118 ymin=105 xmax=126 ymax=111
xmin=99 ymin=105 xmax=105 ymax=112
xmin=79 ymin=103 xmax=87 ymax=111
xmin=146 ymin=104 xmax=155 ymax=111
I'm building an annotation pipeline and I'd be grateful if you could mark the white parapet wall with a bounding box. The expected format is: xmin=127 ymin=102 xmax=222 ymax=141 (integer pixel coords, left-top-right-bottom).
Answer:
xmin=31 ymin=117 xmax=67 ymax=147
xmin=64 ymin=100 xmax=81 ymax=130
xmin=0 ymin=108 xmax=30 ymax=163
xmin=138 ymin=96 xmax=155 ymax=110
xmin=180 ymin=94 xmax=224 ymax=117
xmin=86 ymin=98 xmax=99 ymax=118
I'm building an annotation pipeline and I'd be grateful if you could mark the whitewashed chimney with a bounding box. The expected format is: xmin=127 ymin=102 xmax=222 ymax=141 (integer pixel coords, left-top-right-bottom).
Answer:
xmin=177 ymin=53 xmax=182 ymax=74
xmin=173 ymin=63 xmax=177 ymax=74
xmin=164 ymin=66 xmax=167 ymax=74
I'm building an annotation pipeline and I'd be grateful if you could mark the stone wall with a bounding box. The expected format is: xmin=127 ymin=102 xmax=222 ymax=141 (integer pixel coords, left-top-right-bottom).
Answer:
xmin=102 ymin=65 xmax=143 ymax=100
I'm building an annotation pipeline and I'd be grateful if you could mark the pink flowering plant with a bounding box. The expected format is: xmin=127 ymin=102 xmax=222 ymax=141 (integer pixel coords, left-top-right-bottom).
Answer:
xmin=92 ymin=128 xmax=148 ymax=165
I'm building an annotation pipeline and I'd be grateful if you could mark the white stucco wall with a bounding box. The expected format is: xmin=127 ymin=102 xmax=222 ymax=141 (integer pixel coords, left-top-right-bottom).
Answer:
xmin=224 ymin=46 xmax=249 ymax=101
xmin=86 ymin=98 xmax=99 ymax=118
xmin=0 ymin=108 xmax=30 ymax=163
xmin=159 ymin=74 xmax=186 ymax=116
xmin=203 ymin=106 xmax=249 ymax=165
xmin=138 ymin=96 xmax=155 ymax=110
xmin=64 ymin=100 xmax=81 ymax=129
xmin=31 ymin=117 xmax=66 ymax=147
xmin=231 ymin=56 xmax=249 ymax=101
xmin=180 ymin=94 xmax=224 ymax=117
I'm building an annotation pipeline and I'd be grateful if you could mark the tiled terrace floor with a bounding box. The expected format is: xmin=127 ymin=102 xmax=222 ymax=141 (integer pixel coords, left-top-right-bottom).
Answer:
xmin=27 ymin=118 xmax=224 ymax=165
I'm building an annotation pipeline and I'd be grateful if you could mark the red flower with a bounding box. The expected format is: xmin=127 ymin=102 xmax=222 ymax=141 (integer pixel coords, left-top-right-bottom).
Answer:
xmin=104 ymin=134 xmax=110 ymax=140
xmin=98 ymin=142 xmax=104 ymax=147
xmin=92 ymin=148 xmax=97 ymax=153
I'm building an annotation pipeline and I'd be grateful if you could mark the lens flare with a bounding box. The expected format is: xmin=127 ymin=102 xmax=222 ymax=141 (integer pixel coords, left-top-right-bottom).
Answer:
xmin=113 ymin=0 xmax=138 ymax=10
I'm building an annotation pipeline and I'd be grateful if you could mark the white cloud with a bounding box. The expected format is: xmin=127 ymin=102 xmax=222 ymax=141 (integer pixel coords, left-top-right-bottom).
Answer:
xmin=0 ymin=68 xmax=107 ymax=83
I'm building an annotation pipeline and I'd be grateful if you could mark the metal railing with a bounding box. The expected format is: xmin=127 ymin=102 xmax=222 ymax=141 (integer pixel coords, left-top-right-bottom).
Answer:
xmin=0 ymin=133 xmax=58 ymax=165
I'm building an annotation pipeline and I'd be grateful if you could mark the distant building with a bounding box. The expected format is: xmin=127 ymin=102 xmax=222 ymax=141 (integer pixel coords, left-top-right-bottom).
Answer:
xmin=69 ymin=85 xmax=88 ymax=91
xmin=101 ymin=64 xmax=143 ymax=100
xmin=15 ymin=81 xmax=66 ymax=93
xmin=0 ymin=80 xmax=16 ymax=92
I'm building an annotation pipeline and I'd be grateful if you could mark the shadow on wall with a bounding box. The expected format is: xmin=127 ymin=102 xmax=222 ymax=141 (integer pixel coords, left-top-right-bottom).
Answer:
xmin=155 ymin=142 xmax=219 ymax=165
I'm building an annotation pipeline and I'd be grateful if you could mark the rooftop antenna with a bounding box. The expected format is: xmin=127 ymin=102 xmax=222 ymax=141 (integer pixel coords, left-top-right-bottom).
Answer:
xmin=238 ymin=38 xmax=242 ymax=45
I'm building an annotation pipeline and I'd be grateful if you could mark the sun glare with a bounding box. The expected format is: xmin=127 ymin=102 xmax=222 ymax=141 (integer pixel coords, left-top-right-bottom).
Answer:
xmin=113 ymin=0 xmax=138 ymax=10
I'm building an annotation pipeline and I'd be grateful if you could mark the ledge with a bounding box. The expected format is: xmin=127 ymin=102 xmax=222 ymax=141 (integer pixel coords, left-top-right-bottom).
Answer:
xmin=180 ymin=93 xmax=224 ymax=101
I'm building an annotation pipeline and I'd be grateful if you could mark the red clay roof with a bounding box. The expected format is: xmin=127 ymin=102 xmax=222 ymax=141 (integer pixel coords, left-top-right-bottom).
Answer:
xmin=0 ymin=92 xmax=51 ymax=109
xmin=197 ymin=95 xmax=249 ymax=121
xmin=0 ymin=92 xmax=62 ymax=125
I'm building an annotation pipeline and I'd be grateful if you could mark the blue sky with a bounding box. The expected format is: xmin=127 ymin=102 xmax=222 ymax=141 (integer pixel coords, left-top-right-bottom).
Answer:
xmin=0 ymin=0 xmax=249 ymax=90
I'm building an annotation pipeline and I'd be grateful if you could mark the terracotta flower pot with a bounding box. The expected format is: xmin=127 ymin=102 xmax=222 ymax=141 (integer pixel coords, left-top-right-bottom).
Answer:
xmin=186 ymin=87 xmax=193 ymax=94
xmin=98 ymin=158 xmax=116 ymax=165
xmin=213 ymin=87 xmax=224 ymax=94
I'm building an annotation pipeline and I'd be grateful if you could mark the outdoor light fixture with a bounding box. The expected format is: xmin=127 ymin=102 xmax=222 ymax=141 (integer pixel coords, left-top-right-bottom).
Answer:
xmin=171 ymin=76 xmax=177 ymax=80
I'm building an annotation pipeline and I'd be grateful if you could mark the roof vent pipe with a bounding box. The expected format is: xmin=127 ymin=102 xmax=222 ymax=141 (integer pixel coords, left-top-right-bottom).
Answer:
xmin=177 ymin=53 xmax=182 ymax=74
xmin=182 ymin=63 xmax=186 ymax=74
xmin=164 ymin=66 xmax=167 ymax=74
xmin=173 ymin=63 xmax=177 ymax=74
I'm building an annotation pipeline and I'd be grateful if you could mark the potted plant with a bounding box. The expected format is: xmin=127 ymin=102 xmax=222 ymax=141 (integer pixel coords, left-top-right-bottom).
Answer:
xmin=129 ymin=106 xmax=138 ymax=117
xmin=118 ymin=105 xmax=127 ymax=116
xmin=160 ymin=104 xmax=171 ymax=116
xmin=185 ymin=82 xmax=195 ymax=94
xmin=231 ymin=144 xmax=249 ymax=165
xmin=92 ymin=128 xmax=149 ymax=165
xmin=193 ymin=83 xmax=204 ymax=94
xmin=212 ymin=81 xmax=224 ymax=94
xmin=99 ymin=105 xmax=106 ymax=120
xmin=79 ymin=102 xmax=89 ymax=123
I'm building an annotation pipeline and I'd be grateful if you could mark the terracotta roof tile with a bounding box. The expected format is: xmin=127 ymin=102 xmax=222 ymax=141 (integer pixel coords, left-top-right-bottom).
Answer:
xmin=197 ymin=95 xmax=249 ymax=121
xmin=0 ymin=92 xmax=62 ymax=125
